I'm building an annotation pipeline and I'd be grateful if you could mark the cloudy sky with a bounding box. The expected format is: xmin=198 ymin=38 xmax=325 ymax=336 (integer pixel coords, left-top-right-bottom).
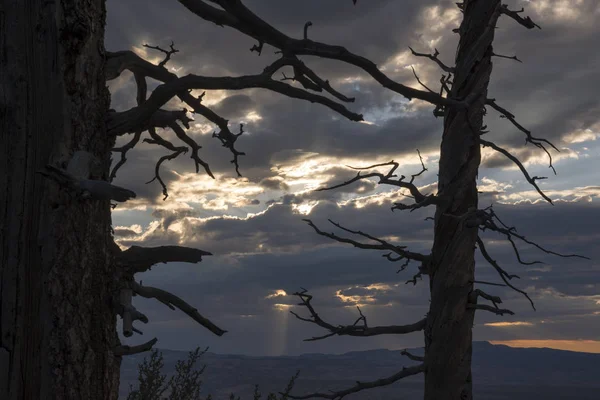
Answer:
xmin=105 ymin=0 xmax=600 ymax=356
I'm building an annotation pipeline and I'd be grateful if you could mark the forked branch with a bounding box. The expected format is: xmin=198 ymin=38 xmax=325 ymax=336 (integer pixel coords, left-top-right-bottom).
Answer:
xmin=476 ymin=237 xmax=535 ymax=310
xmin=499 ymin=4 xmax=541 ymax=29
xmin=303 ymin=219 xmax=430 ymax=263
xmin=486 ymin=98 xmax=558 ymax=175
xmin=290 ymin=289 xmax=426 ymax=341
xmin=480 ymin=138 xmax=552 ymax=204
xmin=477 ymin=205 xmax=590 ymax=263
xmin=317 ymin=151 xmax=437 ymax=211
xmin=178 ymin=0 xmax=466 ymax=109
xmin=467 ymin=288 xmax=514 ymax=316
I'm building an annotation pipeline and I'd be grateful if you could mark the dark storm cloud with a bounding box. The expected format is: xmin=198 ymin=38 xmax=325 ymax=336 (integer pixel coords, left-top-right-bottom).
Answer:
xmin=106 ymin=0 xmax=600 ymax=354
xmin=118 ymin=192 xmax=600 ymax=354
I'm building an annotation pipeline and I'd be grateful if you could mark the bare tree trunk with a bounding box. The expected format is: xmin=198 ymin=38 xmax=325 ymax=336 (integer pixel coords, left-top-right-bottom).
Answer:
xmin=0 ymin=1 xmax=121 ymax=399
xmin=424 ymin=1 xmax=501 ymax=399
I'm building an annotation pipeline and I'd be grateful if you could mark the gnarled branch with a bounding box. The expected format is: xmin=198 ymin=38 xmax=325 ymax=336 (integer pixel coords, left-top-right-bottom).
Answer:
xmin=304 ymin=219 xmax=430 ymax=263
xmin=408 ymin=47 xmax=455 ymax=73
xmin=117 ymin=245 xmax=212 ymax=274
xmin=290 ymin=289 xmax=426 ymax=341
xmin=500 ymin=4 xmax=541 ymax=29
xmin=317 ymin=151 xmax=433 ymax=209
xmin=178 ymin=0 xmax=466 ymax=109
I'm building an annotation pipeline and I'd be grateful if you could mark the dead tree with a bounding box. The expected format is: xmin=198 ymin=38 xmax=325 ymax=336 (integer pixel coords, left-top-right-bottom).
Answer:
xmin=285 ymin=2 xmax=587 ymax=400
xmin=0 ymin=1 xmax=587 ymax=400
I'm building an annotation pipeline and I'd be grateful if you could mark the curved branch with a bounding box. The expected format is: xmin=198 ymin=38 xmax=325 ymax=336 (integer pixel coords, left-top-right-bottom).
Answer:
xmin=288 ymin=363 xmax=425 ymax=399
xmin=480 ymin=138 xmax=552 ymax=204
xmin=131 ymin=280 xmax=226 ymax=336
xmin=317 ymin=151 xmax=431 ymax=206
xmin=408 ymin=47 xmax=455 ymax=73
xmin=113 ymin=338 xmax=158 ymax=357
xmin=290 ymin=289 xmax=426 ymax=341
xmin=479 ymin=205 xmax=590 ymax=261
xmin=178 ymin=0 xmax=465 ymax=109
xmin=304 ymin=219 xmax=430 ymax=263
xmin=486 ymin=98 xmax=558 ymax=174
xmin=476 ymin=236 xmax=535 ymax=310
xmin=107 ymin=71 xmax=363 ymax=137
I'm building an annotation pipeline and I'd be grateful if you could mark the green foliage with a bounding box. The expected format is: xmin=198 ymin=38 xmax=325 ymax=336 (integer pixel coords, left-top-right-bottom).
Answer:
xmin=127 ymin=347 xmax=299 ymax=400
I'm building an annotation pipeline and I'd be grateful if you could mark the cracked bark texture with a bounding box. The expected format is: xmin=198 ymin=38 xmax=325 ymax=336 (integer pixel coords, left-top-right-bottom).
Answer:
xmin=424 ymin=1 xmax=500 ymax=399
xmin=0 ymin=1 xmax=120 ymax=399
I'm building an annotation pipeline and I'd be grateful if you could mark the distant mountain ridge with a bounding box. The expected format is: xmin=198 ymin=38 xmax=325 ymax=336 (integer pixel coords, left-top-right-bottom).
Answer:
xmin=120 ymin=341 xmax=600 ymax=399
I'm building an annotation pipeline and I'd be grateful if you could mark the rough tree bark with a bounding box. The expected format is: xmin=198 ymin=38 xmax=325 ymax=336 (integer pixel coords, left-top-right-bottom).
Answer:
xmin=0 ymin=1 xmax=120 ymax=399
xmin=424 ymin=2 xmax=499 ymax=399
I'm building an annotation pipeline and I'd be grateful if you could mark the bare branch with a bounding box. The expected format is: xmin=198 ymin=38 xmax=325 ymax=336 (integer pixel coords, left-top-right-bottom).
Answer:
xmin=106 ymin=67 xmax=363 ymax=138
xmin=500 ymin=5 xmax=541 ymax=30
xmin=468 ymin=288 xmax=513 ymax=316
xmin=143 ymin=40 xmax=179 ymax=67
xmin=290 ymin=289 xmax=426 ymax=341
xmin=113 ymin=297 xmax=149 ymax=325
xmin=304 ymin=219 xmax=430 ymax=263
xmin=400 ymin=349 xmax=425 ymax=362
xmin=486 ymin=98 xmax=558 ymax=174
xmin=318 ymin=151 xmax=433 ymax=208
xmin=288 ymin=363 xmax=425 ymax=399
xmin=480 ymin=138 xmax=553 ymax=204
xmin=110 ymin=130 xmax=142 ymax=182
xmin=131 ymin=280 xmax=227 ymax=336
xmin=410 ymin=66 xmax=436 ymax=94
xmin=146 ymin=148 xmax=187 ymax=200
xmin=476 ymin=237 xmax=535 ymax=310
xmin=479 ymin=205 xmax=590 ymax=261
xmin=470 ymin=280 xmax=506 ymax=287
xmin=491 ymin=52 xmax=522 ymax=63
xmin=120 ymin=288 xmax=135 ymax=337
xmin=408 ymin=47 xmax=455 ymax=73
xmin=113 ymin=338 xmax=158 ymax=357
xmin=117 ymin=245 xmax=212 ymax=274
xmin=178 ymin=0 xmax=466 ymax=109
xmin=168 ymin=119 xmax=213 ymax=178
xmin=467 ymin=303 xmax=514 ymax=316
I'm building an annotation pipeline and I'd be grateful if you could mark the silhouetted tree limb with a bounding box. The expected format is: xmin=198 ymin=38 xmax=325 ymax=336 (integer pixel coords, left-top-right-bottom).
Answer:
xmin=131 ymin=280 xmax=226 ymax=337
xmin=303 ymin=219 xmax=430 ymax=263
xmin=475 ymin=236 xmax=535 ymax=310
xmin=287 ymin=363 xmax=425 ymax=400
xmin=480 ymin=138 xmax=553 ymax=204
xmin=485 ymin=98 xmax=558 ymax=174
xmin=117 ymin=245 xmax=212 ymax=274
xmin=500 ymin=4 xmax=541 ymax=29
xmin=113 ymin=338 xmax=159 ymax=357
xmin=177 ymin=0 xmax=466 ymax=108
xmin=317 ymin=151 xmax=436 ymax=210
xmin=290 ymin=289 xmax=426 ymax=341
xmin=409 ymin=47 xmax=455 ymax=73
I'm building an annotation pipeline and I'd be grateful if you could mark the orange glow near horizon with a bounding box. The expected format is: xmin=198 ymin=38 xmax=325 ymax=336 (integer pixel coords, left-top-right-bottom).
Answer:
xmin=489 ymin=339 xmax=600 ymax=354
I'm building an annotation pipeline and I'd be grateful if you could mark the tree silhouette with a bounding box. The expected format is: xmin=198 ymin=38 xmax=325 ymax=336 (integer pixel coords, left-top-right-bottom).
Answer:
xmin=0 ymin=1 xmax=588 ymax=400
